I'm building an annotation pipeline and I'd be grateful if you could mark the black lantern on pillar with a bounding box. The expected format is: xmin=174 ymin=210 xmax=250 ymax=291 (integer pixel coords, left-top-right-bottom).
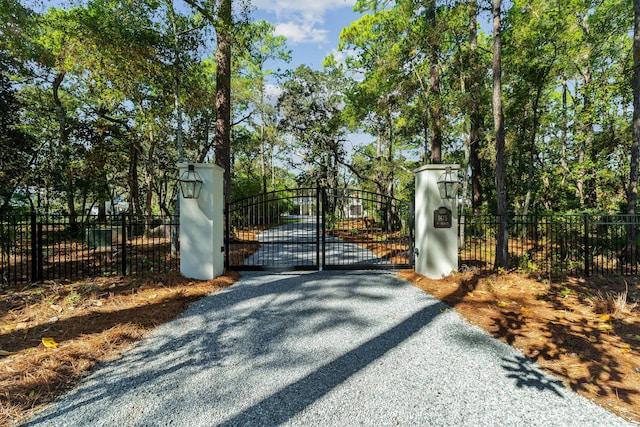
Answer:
xmin=179 ymin=164 xmax=203 ymax=199
xmin=437 ymin=167 xmax=459 ymax=200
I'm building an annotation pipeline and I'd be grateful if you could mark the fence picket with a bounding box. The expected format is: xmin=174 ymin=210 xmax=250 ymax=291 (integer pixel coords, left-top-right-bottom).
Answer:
xmin=0 ymin=212 xmax=178 ymax=288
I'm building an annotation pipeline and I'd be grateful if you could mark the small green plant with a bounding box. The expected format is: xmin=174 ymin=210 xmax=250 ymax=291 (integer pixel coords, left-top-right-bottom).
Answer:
xmin=44 ymin=296 xmax=58 ymax=305
xmin=558 ymin=286 xmax=571 ymax=298
xmin=518 ymin=253 xmax=537 ymax=273
xmin=32 ymin=286 xmax=46 ymax=301
xmin=66 ymin=290 xmax=81 ymax=305
xmin=486 ymin=280 xmax=496 ymax=294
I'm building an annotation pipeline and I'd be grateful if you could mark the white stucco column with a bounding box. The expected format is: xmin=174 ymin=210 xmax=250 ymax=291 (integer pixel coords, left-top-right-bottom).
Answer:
xmin=178 ymin=163 xmax=225 ymax=280
xmin=414 ymin=164 xmax=459 ymax=279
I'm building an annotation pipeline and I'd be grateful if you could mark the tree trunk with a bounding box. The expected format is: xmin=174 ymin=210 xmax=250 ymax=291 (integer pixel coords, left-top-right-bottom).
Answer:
xmin=258 ymin=73 xmax=269 ymax=194
xmin=215 ymin=0 xmax=232 ymax=203
xmin=522 ymin=83 xmax=545 ymax=218
xmin=492 ymin=0 xmax=508 ymax=269
xmin=575 ymin=18 xmax=596 ymax=209
xmin=560 ymin=74 xmax=569 ymax=184
xmin=578 ymin=75 xmax=597 ymax=208
xmin=52 ymin=71 xmax=79 ymax=232
xmin=468 ymin=0 xmax=482 ymax=213
xmin=140 ymin=103 xmax=157 ymax=234
xmin=427 ymin=2 xmax=442 ymax=163
xmin=128 ymin=139 xmax=142 ymax=215
xmin=627 ymin=0 xmax=640 ymax=262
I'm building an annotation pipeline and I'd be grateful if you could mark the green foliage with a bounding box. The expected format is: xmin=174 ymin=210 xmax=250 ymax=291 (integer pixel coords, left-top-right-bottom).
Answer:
xmin=335 ymin=0 xmax=635 ymax=215
xmin=0 ymin=0 xmax=636 ymax=218
xmin=277 ymin=64 xmax=348 ymax=190
xmin=232 ymin=19 xmax=291 ymax=194
xmin=0 ymin=62 xmax=36 ymax=213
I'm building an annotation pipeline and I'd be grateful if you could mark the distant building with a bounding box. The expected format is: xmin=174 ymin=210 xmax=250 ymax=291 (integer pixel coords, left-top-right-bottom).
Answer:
xmin=293 ymin=196 xmax=315 ymax=216
xmin=90 ymin=196 xmax=129 ymax=215
xmin=345 ymin=192 xmax=366 ymax=219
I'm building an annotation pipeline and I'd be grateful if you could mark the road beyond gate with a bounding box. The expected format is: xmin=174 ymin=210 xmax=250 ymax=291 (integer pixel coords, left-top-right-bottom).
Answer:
xmin=225 ymin=187 xmax=414 ymax=271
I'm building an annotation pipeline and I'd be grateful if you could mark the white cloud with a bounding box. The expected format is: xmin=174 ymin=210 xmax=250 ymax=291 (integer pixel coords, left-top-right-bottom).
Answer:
xmin=252 ymin=0 xmax=355 ymax=45
xmin=264 ymin=84 xmax=283 ymax=102
xmin=252 ymin=0 xmax=356 ymax=16
xmin=274 ymin=22 xmax=328 ymax=44
xmin=328 ymin=47 xmax=356 ymax=65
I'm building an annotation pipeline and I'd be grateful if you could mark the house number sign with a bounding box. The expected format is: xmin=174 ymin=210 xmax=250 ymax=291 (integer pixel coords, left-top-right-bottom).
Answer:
xmin=434 ymin=207 xmax=452 ymax=228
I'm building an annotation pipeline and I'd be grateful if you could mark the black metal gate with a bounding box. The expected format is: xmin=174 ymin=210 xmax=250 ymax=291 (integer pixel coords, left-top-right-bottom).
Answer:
xmin=225 ymin=187 xmax=413 ymax=271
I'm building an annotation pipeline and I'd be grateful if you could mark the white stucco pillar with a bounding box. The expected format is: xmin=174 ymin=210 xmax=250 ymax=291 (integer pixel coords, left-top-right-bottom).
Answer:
xmin=414 ymin=164 xmax=459 ymax=279
xmin=178 ymin=163 xmax=225 ymax=280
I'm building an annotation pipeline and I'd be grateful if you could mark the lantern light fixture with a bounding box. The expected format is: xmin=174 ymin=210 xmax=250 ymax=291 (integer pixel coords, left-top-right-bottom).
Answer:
xmin=179 ymin=164 xmax=203 ymax=199
xmin=437 ymin=166 xmax=460 ymax=200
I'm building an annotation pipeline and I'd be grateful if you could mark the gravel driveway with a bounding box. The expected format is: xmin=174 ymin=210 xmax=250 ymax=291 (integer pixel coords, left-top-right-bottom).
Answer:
xmin=241 ymin=217 xmax=396 ymax=268
xmin=20 ymin=270 xmax=631 ymax=427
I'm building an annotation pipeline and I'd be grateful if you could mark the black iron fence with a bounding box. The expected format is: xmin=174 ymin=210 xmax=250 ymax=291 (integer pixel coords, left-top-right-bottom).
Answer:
xmin=1 ymin=212 xmax=179 ymax=288
xmin=3 ymin=210 xmax=638 ymax=286
xmin=459 ymin=213 xmax=640 ymax=277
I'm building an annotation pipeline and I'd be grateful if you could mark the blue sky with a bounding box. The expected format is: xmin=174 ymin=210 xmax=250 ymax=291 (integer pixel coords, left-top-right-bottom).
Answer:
xmin=38 ymin=0 xmax=362 ymax=71
xmin=247 ymin=1 xmax=373 ymax=163
xmin=250 ymin=0 xmax=361 ymax=70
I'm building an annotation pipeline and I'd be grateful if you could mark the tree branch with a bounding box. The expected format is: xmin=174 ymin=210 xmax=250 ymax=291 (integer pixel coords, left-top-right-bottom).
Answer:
xmin=232 ymin=112 xmax=252 ymax=127
xmin=182 ymin=0 xmax=216 ymax=24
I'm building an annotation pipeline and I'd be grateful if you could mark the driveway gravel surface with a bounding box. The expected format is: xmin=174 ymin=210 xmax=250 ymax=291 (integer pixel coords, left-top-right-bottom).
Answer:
xmin=21 ymin=270 xmax=632 ymax=427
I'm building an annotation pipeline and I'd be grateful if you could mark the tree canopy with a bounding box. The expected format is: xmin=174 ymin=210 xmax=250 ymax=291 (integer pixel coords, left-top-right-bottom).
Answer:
xmin=0 ymin=0 xmax=636 ymax=228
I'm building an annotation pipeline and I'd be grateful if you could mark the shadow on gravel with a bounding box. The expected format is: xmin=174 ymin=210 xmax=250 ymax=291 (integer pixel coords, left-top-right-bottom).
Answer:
xmin=21 ymin=272 xmax=442 ymax=427
xmin=217 ymin=304 xmax=440 ymax=426
xmin=450 ymin=327 xmax=566 ymax=398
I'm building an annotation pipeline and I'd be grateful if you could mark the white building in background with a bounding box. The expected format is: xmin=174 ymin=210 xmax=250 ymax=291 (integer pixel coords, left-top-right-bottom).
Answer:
xmin=344 ymin=192 xmax=366 ymax=219
xmin=90 ymin=196 xmax=129 ymax=215
xmin=293 ymin=196 xmax=315 ymax=216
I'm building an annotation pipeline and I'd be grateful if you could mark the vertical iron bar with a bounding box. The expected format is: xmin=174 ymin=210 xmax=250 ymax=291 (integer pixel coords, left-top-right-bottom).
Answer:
xmin=410 ymin=202 xmax=415 ymax=269
xmin=154 ymin=216 xmax=158 ymax=273
xmin=68 ymin=219 xmax=76 ymax=282
xmin=112 ymin=215 xmax=116 ymax=275
xmin=121 ymin=213 xmax=127 ymax=276
xmin=584 ymin=213 xmax=590 ymax=277
xmin=30 ymin=210 xmax=37 ymax=282
xmin=631 ymin=215 xmax=638 ymax=274
xmin=37 ymin=221 xmax=43 ymax=281
xmin=634 ymin=215 xmax=638 ymax=275
xmin=150 ymin=216 xmax=154 ymax=273
xmin=16 ymin=215 xmax=20 ymax=286
xmin=316 ymin=186 xmax=320 ymax=270
xmin=67 ymin=217 xmax=71 ymax=282
xmin=225 ymin=204 xmax=230 ymax=270
xmin=18 ymin=215 xmax=23 ymax=286
xmin=321 ymin=186 xmax=326 ymax=270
